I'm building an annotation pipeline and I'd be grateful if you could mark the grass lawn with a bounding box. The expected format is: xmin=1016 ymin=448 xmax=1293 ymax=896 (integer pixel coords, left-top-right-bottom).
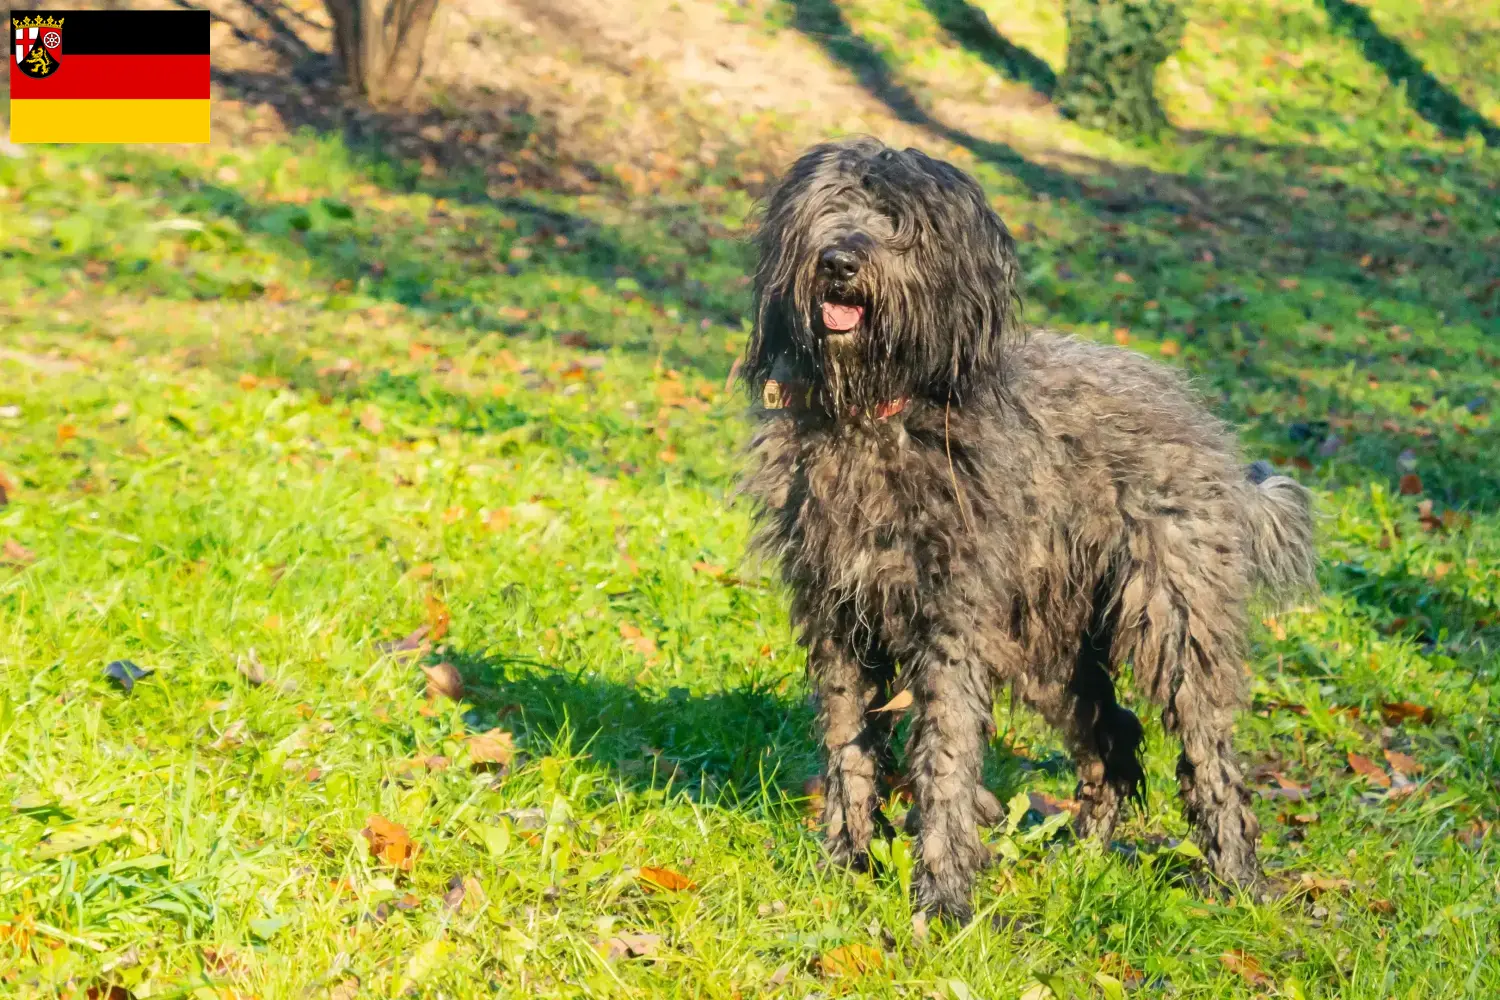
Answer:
xmin=2 ymin=0 xmax=1499 ymax=996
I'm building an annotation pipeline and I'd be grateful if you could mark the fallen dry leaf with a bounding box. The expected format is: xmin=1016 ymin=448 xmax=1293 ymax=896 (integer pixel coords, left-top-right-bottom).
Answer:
xmin=637 ymin=866 xmax=697 ymax=892
xmin=818 ymin=943 xmax=884 ymax=978
xmin=425 ymin=594 xmax=451 ymax=642
xmin=1029 ymin=791 xmax=1080 ymax=817
xmin=329 ymin=977 xmax=360 ymax=1000
xmin=1347 ymin=752 xmax=1391 ymax=788
xmin=1381 ymin=701 xmax=1434 ymax=726
xmin=1368 ymin=898 xmax=1396 ymax=915
xmin=600 ymin=932 xmax=662 ymax=961
xmin=692 ymin=560 xmax=725 ymax=576
xmin=2 ymin=539 xmax=36 ymax=566
xmin=1384 ymin=750 xmax=1423 ymax=776
xmin=377 ymin=625 xmax=430 ymax=657
xmin=422 ymin=662 xmax=464 ymax=702
xmin=1398 ymin=473 xmax=1423 ymax=495
xmin=1112 ymin=328 xmax=1131 ymax=345
xmin=361 ymin=814 xmax=417 ymax=871
xmin=359 ymin=407 xmax=384 ymax=435
xmin=619 ymin=622 xmax=658 ymax=658
xmin=466 ymin=729 xmax=515 ymax=770
xmin=1218 ymin=950 xmax=1270 ymax=986
xmin=1298 ymin=874 xmax=1352 ymax=898
xmin=872 ymin=688 xmax=913 ymax=713
xmin=57 ymin=422 xmax=78 ymax=446
xmin=1159 ymin=339 xmax=1180 ymax=357
xmin=236 ymin=649 xmax=267 ymax=686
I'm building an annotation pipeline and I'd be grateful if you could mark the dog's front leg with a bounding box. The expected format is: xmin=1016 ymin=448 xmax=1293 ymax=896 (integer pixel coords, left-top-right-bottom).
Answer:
xmin=907 ymin=632 xmax=991 ymax=924
xmin=811 ymin=635 xmax=895 ymax=872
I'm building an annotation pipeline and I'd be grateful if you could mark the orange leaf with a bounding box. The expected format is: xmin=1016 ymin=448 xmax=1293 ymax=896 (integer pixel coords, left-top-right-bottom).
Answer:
xmin=1381 ymin=701 xmax=1434 ymax=726
xmin=1 ymin=539 xmax=36 ymax=566
xmin=1112 ymin=328 xmax=1130 ymax=345
xmin=425 ymin=594 xmax=451 ymax=642
xmin=238 ymin=372 xmax=260 ymax=390
xmin=1028 ymin=791 xmax=1080 ymax=817
xmin=361 ymin=814 xmax=417 ymax=870
xmin=637 ymin=866 xmax=696 ymax=892
xmin=1347 ymin=752 xmax=1391 ymax=787
xmin=871 ymin=689 xmax=913 ymax=713
xmin=1384 ymin=750 xmax=1423 ymax=776
xmin=1112 ymin=271 xmax=1135 ymax=285
xmin=57 ymin=422 xmax=78 ymax=446
xmin=1218 ymin=950 xmax=1270 ymax=986
xmin=466 ymin=729 xmax=515 ymax=770
xmin=1398 ymin=473 xmax=1423 ymax=495
xmin=619 ymin=622 xmax=658 ymax=657
xmin=1158 ymin=339 xmax=1180 ymax=357
xmin=818 ymin=943 xmax=884 ymax=978
xmin=359 ymin=407 xmax=384 ymax=435
xmin=422 ymin=661 xmax=464 ymax=701
xmin=692 ymin=561 xmax=725 ymax=576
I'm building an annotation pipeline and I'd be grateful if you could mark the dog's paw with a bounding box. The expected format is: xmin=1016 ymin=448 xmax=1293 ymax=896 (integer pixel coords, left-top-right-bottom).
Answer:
xmin=824 ymin=836 xmax=871 ymax=873
xmin=913 ymin=868 xmax=976 ymax=926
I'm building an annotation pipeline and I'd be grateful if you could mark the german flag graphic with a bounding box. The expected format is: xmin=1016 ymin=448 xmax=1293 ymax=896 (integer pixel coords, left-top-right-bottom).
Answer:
xmin=10 ymin=10 xmax=209 ymax=143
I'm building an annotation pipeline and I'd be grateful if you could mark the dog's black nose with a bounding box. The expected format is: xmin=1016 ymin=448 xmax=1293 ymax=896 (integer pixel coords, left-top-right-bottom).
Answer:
xmin=819 ymin=248 xmax=861 ymax=282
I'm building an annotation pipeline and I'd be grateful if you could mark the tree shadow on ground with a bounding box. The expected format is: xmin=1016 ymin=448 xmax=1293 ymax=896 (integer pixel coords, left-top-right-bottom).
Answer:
xmin=918 ymin=0 xmax=1057 ymax=97
xmin=444 ymin=643 xmax=822 ymax=798
xmin=1316 ymin=0 xmax=1500 ymax=146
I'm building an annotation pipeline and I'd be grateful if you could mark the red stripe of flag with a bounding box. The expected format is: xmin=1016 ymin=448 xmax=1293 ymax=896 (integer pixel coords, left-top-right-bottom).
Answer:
xmin=10 ymin=54 xmax=210 ymax=100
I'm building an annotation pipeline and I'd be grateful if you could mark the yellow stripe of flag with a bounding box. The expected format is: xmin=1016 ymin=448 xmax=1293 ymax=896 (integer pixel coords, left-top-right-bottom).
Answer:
xmin=10 ymin=99 xmax=209 ymax=144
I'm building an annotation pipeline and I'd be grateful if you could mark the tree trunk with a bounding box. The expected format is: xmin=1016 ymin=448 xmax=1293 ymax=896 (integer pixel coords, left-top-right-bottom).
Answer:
xmin=1057 ymin=0 xmax=1185 ymax=135
xmin=324 ymin=0 xmax=441 ymax=102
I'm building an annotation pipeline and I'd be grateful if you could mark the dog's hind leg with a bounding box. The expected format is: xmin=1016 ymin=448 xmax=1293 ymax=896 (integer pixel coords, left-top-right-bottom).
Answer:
xmin=906 ymin=631 xmax=992 ymax=923
xmin=811 ymin=634 xmax=897 ymax=872
xmin=1117 ymin=543 xmax=1263 ymax=891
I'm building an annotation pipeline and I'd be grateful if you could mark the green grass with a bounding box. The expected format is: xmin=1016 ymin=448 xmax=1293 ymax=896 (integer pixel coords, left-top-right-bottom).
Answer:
xmin=3 ymin=0 xmax=1500 ymax=996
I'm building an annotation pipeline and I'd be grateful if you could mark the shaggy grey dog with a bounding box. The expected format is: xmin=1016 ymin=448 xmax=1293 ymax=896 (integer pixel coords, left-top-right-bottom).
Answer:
xmin=740 ymin=137 xmax=1316 ymax=922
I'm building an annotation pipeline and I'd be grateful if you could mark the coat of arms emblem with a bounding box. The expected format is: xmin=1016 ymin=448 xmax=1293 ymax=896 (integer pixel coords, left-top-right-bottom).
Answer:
xmin=14 ymin=15 xmax=64 ymax=79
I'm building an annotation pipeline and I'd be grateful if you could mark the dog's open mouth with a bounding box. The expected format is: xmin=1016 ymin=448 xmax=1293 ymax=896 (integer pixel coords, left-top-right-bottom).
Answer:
xmin=819 ymin=300 xmax=865 ymax=334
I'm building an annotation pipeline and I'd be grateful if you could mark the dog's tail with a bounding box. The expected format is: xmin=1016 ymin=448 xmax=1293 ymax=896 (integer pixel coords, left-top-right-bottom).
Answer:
xmin=1241 ymin=460 xmax=1317 ymax=600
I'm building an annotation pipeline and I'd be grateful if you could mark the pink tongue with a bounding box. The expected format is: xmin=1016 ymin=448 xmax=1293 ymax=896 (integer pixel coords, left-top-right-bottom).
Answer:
xmin=821 ymin=302 xmax=864 ymax=331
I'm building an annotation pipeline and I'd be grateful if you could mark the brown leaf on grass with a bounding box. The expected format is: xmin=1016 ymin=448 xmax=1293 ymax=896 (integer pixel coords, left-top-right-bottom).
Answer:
xmin=361 ymin=814 xmax=417 ymax=871
xmin=1 ymin=539 xmax=35 ymax=566
xmin=1368 ymin=898 xmax=1396 ymax=915
xmin=1258 ymin=772 xmax=1313 ymax=801
xmin=377 ymin=625 xmax=430 ymax=657
xmin=466 ymin=729 xmax=515 ymax=770
xmin=1384 ymin=750 xmax=1423 ymax=776
xmin=802 ymin=775 xmax=826 ymax=823
xmin=637 ymin=866 xmax=697 ymax=892
xmin=425 ymin=595 xmax=451 ymax=643
xmin=1297 ymin=874 xmax=1352 ymax=898
xmin=1112 ymin=271 xmax=1135 ymax=285
xmin=871 ymin=688 xmax=913 ymax=713
xmin=619 ymin=622 xmax=658 ymax=658
xmin=329 ymin=977 xmax=360 ymax=1000
xmin=599 ymin=932 xmax=662 ymax=961
xmin=1029 ymin=791 xmax=1080 ymax=817
xmin=422 ymin=662 xmax=464 ymax=702
xmin=359 ymin=407 xmax=384 ymax=435
xmin=1158 ymin=339 xmax=1180 ymax=358
xmin=1218 ymin=950 xmax=1271 ymax=986
xmin=236 ymin=649 xmax=267 ymax=686
xmin=1457 ymin=820 xmax=1494 ymax=847
xmin=57 ymin=422 xmax=78 ymax=446
xmin=1347 ymin=752 xmax=1391 ymax=788
xmin=1381 ymin=701 xmax=1434 ymax=726
xmin=1398 ymin=473 xmax=1423 ymax=495
xmin=442 ymin=873 xmax=486 ymax=913
xmin=692 ymin=560 xmax=726 ymax=577
xmin=818 ymin=943 xmax=884 ymax=978
xmin=1113 ymin=328 xmax=1131 ymax=345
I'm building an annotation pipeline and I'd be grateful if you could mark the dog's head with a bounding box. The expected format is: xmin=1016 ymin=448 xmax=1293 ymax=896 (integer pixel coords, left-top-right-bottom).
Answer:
xmin=745 ymin=137 xmax=1023 ymax=414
